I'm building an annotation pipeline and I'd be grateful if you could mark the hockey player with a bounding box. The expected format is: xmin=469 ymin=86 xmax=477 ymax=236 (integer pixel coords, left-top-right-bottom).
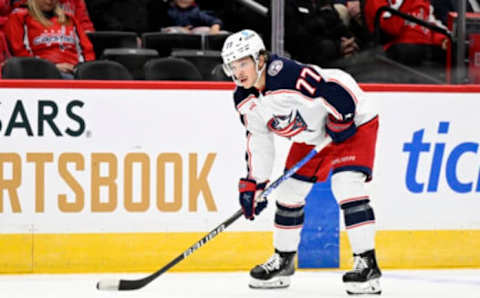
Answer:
xmin=221 ymin=29 xmax=381 ymax=295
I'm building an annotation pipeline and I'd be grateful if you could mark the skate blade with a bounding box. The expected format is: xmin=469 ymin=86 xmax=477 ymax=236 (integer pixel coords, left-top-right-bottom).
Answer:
xmin=345 ymin=278 xmax=381 ymax=295
xmin=249 ymin=276 xmax=291 ymax=289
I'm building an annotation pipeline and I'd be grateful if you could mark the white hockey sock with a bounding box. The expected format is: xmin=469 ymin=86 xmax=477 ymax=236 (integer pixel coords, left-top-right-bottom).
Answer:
xmin=274 ymin=225 xmax=302 ymax=252
xmin=270 ymin=178 xmax=311 ymax=253
xmin=347 ymin=222 xmax=376 ymax=254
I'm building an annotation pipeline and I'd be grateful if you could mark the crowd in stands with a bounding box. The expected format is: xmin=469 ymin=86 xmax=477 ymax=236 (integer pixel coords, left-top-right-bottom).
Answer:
xmin=364 ymin=0 xmax=448 ymax=67
xmin=0 ymin=0 xmax=477 ymax=83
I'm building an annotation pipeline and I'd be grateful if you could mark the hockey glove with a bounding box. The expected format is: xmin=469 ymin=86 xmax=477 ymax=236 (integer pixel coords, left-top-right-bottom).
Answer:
xmin=325 ymin=114 xmax=357 ymax=143
xmin=238 ymin=178 xmax=268 ymax=220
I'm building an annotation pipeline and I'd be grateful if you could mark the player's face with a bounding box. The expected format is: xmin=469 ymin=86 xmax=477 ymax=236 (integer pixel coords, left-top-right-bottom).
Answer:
xmin=35 ymin=0 xmax=57 ymax=11
xmin=229 ymin=57 xmax=257 ymax=89
xmin=174 ymin=0 xmax=194 ymax=9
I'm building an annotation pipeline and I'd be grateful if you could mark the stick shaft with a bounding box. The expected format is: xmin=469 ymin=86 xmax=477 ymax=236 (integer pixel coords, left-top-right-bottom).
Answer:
xmin=119 ymin=209 xmax=243 ymax=290
xmin=261 ymin=137 xmax=331 ymax=199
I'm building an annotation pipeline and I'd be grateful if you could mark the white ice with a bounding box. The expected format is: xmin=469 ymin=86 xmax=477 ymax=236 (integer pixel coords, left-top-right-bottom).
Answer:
xmin=1 ymin=269 xmax=479 ymax=298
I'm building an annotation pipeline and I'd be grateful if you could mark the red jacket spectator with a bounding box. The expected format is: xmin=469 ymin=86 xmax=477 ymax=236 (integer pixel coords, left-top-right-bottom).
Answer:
xmin=363 ymin=0 xmax=447 ymax=50
xmin=0 ymin=0 xmax=10 ymax=64
xmin=0 ymin=0 xmax=10 ymax=28
xmin=12 ymin=0 xmax=94 ymax=32
xmin=5 ymin=7 xmax=95 ymax=66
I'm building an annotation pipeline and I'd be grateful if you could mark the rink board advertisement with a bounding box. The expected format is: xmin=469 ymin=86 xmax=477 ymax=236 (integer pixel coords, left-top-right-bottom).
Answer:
xmin=0 ymin=81 xmax=479 ymax=273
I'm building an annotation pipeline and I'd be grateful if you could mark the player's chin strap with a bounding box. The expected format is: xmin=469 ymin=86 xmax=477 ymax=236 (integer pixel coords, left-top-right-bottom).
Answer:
xmin=253 ymin=62 xmax=266 ymax=87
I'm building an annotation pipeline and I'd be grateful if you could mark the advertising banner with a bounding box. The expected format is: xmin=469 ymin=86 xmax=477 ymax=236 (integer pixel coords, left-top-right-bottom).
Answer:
xmin=1 ymin=82 xmax=479 ymax=272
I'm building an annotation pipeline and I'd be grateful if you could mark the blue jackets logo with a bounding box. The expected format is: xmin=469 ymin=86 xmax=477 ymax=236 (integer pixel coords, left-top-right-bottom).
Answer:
xmin=403 ymin=121 xmax=479 ymax=193
xmin=266 ymin=110 xmax=313 ymax=138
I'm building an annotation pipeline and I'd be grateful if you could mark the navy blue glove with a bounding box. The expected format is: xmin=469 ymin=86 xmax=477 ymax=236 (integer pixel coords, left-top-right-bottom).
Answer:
xmin=325 ymin=114 xmax=357 ymax=143
xmin=238 ymin=178 xmax=269 ymax=220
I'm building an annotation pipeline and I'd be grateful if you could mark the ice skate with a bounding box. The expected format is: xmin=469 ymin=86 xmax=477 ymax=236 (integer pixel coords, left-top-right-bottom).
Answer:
xmin=343 ymin=249 xmax=382 ymax=295
xmin=248 ymin=250 xmax=295 ymax=289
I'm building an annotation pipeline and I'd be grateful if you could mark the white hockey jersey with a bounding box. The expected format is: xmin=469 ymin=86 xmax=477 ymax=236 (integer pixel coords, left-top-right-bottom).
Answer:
xmin=233 ymin=54 xmax=377 ymax=182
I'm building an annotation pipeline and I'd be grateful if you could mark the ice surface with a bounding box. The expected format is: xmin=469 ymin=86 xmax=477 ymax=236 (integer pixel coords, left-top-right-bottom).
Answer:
xmin=1 ymin=269 xmax=479 ymax=298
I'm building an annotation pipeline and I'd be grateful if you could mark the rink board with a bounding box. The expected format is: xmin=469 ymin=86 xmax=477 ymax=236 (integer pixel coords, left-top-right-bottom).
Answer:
xmin=0 ymin=81 xmax=480 ymax=273
xmin=2 ymin=231 xmax=480 ymax=273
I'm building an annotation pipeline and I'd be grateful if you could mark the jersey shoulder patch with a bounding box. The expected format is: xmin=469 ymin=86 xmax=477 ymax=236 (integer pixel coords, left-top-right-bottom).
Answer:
xmin=267 ymin=59 xmax=284 ymax=76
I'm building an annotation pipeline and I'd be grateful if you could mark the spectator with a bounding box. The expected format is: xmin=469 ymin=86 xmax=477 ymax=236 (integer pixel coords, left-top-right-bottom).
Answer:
xmin=0 ymin=0 xmax=11 ymax=64
xmin=332 ymin=0 xmax=357 ymax=26
xmin=363 ymin=0 xmax=448 ymax=67
xmin=13 ymin=0 xmax=94 ymax=32
xmin=332 ymin=0 xmax=375 ymax=50
xmin=5 ymin=0 xmax=95 ymax=78
xmin=163 ymin=0 xmax=224 ymax=34
xmin=285 ymin=0 xmax=360 ymax=67
xmin=0 ymin=0 xmax=10 ymax=27
xmin=333 ymin=0 xmax=372 ymax=31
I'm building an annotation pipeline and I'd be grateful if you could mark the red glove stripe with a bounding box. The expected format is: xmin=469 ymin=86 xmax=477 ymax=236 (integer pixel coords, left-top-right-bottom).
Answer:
xmin=327 ymin=121 xmax=353 ymax=132
xmin=327 ymin=115 xmax=353 ymax=132
xmin=239 ymin=179 xmax=257 ymax=192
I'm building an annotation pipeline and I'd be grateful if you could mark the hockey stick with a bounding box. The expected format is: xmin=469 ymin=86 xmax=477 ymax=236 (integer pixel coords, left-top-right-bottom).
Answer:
xmin=96 ymin=137 xmax=331 ymax=291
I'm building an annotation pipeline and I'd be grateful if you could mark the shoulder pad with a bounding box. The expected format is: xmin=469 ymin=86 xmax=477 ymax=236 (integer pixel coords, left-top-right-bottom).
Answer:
xmin=265 ymin=56 xmax=304 ymax=91
xmin=268 ymin=57 xmax=303 ymax=77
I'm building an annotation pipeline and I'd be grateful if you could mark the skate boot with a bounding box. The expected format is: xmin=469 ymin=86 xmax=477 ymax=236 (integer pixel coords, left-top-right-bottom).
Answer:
xmin=248 ymin=250 xmax=295 ymax=289
xmin=343 ymin=249 xmax=382 ymax=295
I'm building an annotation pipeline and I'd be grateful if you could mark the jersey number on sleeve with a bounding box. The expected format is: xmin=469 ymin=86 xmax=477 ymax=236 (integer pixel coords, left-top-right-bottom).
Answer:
xmin=295 ymin=68 xmax=322 ymax=95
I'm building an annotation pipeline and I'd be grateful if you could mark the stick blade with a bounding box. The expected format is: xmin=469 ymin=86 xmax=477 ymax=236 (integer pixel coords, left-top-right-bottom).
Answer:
xmin=96 ymin=279 xmax=120 ymax=291
xmin=118 ymin=279 xmax=148 ymax=290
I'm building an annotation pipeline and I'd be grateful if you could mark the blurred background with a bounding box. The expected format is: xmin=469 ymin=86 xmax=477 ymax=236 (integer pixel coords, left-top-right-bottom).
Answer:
xmin=1 ymin=0 xmax=480 ymax=283
xmin=0 ymin=0 xmax=477 ymax=84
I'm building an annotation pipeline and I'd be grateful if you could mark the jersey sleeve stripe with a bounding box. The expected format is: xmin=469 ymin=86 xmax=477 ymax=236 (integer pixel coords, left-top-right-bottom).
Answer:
xmin=246 ymin=131 xmax=254 ymax=179
xmin=321 ymin=98 xmax=343 ymax=120
xmin=236 ymin=95 xmax=256 ymax=110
